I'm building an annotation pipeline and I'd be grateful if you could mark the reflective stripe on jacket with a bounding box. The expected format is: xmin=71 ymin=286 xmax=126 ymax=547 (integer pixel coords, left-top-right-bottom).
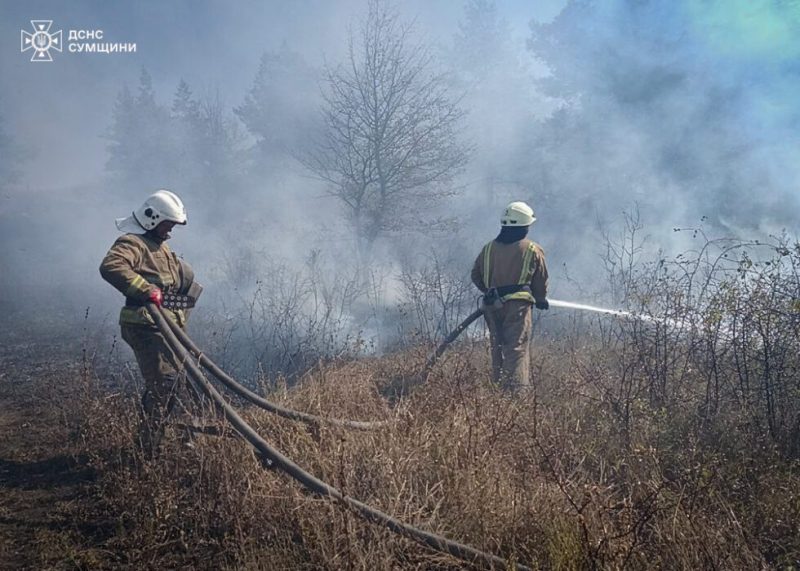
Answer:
xmin=100 ymin=233 xmax=187 ymax=327
xmin=471 ymin=238 xmax=549 ymax=303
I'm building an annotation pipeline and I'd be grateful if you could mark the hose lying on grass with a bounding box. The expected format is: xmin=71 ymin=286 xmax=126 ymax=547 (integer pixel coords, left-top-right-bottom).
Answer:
xmin=165 ymin=305 xmax=486 ymax=429
xmin=148 ymin=303 xmax=530 ymax=571
xmin=163 ymin=314 xmax=389 ymax=430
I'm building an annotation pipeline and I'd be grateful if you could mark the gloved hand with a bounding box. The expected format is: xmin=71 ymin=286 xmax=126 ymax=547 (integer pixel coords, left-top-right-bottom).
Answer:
xmin=148 ymin=288 xmax=163 ymax=307
xmin=535 ymin=299 xmax=549 ymax=310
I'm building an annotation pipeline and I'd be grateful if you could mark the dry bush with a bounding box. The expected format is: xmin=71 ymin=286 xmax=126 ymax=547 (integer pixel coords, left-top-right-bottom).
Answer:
xmin=63 ymin=233 xmax=800 ymax=569
xmin=70 ymin=337 xmax=798 ymax=569
xmin=395 ymin=247 xmax=478 ymax=346
xmin=194 ymin=252 xmax=372 ymax=383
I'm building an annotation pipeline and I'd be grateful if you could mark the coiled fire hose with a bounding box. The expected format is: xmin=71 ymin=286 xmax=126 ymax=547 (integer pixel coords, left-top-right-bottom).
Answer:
xmin=162 ymin=314 xmax=388 ymax=430
xmin=147 ymin=303 xmax=531 ymax=571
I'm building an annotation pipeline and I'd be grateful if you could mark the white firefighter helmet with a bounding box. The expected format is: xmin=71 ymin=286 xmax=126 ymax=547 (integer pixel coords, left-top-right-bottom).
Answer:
xmin=500 ymin=201 xmax=536 ymax=226
xmin=115 ymin=190 xmax=187 ymax=234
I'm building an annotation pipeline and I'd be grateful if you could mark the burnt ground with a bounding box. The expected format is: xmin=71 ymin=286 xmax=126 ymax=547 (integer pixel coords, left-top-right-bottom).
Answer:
xmin=0 ymin=334 xmax=111 ymax=570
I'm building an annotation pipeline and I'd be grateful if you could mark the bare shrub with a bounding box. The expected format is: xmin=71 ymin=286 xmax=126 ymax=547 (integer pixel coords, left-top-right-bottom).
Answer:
xmin=52 ymin=229 xmax=800 ymax=569
xmin=395 ymin=247 xmax=478 ymax=346
xmin=196 ymin=252 xmax=372 ymax=383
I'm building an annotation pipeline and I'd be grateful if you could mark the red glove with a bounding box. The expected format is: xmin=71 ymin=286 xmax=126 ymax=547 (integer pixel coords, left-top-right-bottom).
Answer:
xmin=148 ymin=288 xmax=163 ymax=307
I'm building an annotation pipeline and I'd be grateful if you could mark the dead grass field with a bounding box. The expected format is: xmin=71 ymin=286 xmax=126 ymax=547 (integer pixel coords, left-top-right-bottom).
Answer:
xmin=2 ymin=322 xmax=798 ymax=570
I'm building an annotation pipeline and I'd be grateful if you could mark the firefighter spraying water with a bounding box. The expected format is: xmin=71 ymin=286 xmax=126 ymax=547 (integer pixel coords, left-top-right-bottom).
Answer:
xmin=471 ymin=201 xmax=549 ymax=389
xmin=427 ymin=201 xmax=682 ymax=374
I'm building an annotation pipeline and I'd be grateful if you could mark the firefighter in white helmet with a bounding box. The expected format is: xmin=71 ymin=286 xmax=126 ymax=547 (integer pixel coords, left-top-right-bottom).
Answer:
xmin=100 ymin=190 xmax=198 ymax=456
xmin=471 ymin=201 xmax=549 ymax=388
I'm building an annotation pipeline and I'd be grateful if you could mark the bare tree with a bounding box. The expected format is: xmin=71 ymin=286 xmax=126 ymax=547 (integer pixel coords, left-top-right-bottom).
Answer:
xmin=304 ymin=0 xmax=468 ymax=257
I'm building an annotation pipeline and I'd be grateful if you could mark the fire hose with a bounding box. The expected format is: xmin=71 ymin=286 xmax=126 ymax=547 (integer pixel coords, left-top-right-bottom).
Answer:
xmin=424 ymin=298 xmax=656 ymax=370
xmin=162 ymin=315 xmax=388 ymax=430
xmin=147 ymin=303 xmax=531 ymax=571
xmin=425 ymin=308 xmax=484 ymax=370
xmin=165 ymin=297 xmax=635 ymax=430
xmin=162 ymin=306 xmax=486 ymax=430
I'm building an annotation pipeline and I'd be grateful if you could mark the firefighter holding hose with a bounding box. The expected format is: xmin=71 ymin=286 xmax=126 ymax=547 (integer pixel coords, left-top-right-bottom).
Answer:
xmin=100 ymin=190 xmax=200 ymax=455
xmin=471 ymin=201 xmax=549 ymax=389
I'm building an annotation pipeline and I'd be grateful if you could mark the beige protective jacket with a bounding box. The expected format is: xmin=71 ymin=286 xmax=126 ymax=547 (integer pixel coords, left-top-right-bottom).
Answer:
xmin=471 ymin=238 xmax=549 ymax=303
xmin=100 ymin=233 xmax=187 ymax=327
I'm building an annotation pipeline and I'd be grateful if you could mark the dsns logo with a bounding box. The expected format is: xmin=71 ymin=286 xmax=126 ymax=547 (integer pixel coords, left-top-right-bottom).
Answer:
xmin=20 ymin=20 xmax=62 ymax=62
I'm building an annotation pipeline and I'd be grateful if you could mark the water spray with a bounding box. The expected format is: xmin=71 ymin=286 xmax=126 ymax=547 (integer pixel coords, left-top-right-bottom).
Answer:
xmin=549 ymin=298 xmax=636 ymax=318
xmin=548 ymin=298 xmax=674 ymax=325
xmin=426 ymin=297 xmax=681 ymax=371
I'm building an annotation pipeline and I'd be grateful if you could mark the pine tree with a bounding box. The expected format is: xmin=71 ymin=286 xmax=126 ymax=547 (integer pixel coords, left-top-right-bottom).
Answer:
xmin=452 ymin=0 xmax=511 ymax=83
xmin=105 ymin=68 xmax=177 ymax=193
xmin=105 ymin=84 xmax=136 ymax=183
xmin=172 ymin=79 xmax=199 ymax=121
xmin=235 ymin=42 xmax=319 ymax=164
xmin=449 ymin=0 xmax=543 ymax=211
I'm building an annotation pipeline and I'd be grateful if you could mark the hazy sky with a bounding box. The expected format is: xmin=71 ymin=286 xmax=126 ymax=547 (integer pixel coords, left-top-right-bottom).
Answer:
xmin=1 ymin=0 xmax=797 ymax=328
xmin=0 ymin=0 xmax=565 ymax=189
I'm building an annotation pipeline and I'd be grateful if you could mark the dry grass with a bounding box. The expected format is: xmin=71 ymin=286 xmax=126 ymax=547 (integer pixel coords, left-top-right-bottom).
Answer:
xmin=11 ymin=236 xmax=796 ymax=569
xmin=58 ymin=333 xmax=799 ymax=570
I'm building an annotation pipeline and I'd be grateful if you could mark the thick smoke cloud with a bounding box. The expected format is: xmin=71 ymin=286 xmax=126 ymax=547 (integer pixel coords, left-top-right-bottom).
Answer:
xmin=0 ymin=0 xmax=796 ymax=341
xmin=523 ymin=0 xmax=800 ymax=270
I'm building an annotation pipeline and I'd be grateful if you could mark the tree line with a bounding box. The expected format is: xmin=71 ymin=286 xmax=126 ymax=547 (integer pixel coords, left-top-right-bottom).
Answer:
xmin=100 ymin=0 xmax=792 ymax=267
xmin=103 ymin=0 xmax=534 ymax=256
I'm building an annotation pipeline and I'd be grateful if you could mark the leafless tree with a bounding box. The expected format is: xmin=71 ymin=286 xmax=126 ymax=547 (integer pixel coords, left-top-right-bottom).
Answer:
xmin=304 ymin=0 xmax=468 ymax=257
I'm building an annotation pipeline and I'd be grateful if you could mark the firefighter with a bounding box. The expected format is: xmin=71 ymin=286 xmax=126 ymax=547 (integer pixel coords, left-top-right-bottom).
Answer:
xmin=471 ymin=201 xmax=549 ymax=388
xmin=100 ymin=190 xmax=194 ymax=455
